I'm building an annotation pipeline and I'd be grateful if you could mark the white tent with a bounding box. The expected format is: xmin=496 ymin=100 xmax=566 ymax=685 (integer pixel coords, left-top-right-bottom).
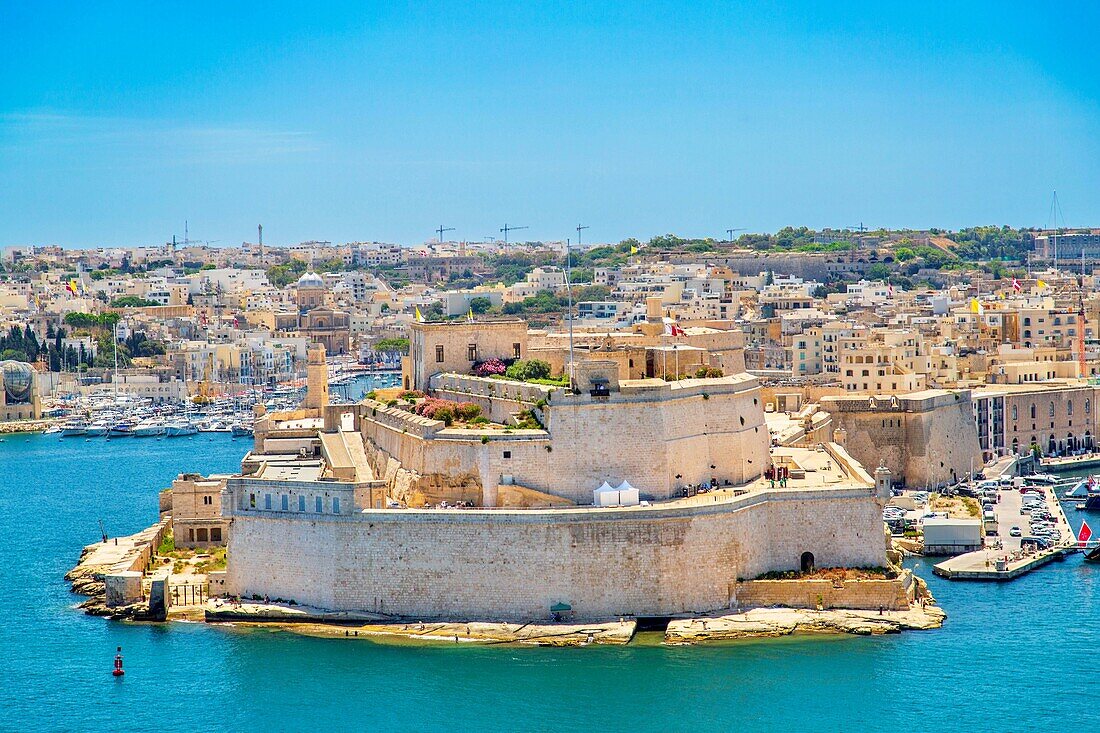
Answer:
xmin=593 ymin=482 xmax=619 ymax=507
xmin=616 ymin=480 xmax=640 ymax=506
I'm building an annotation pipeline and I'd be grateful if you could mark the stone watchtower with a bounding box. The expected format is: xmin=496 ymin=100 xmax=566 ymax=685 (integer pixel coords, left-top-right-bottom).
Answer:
xmin=303 ymin=343 xmax=329 ymax=410
xmin=874 ymin=461 xmax=893 ymax=502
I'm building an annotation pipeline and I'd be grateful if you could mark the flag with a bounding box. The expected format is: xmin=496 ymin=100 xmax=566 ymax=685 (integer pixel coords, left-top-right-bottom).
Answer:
xmin=969 ymin=298 xmax=984 ymax=316
xmin=467 ymin=306 xmax=474 ymax=322
xmin=66 ymin=279 xmax=79 ymax=296
xmin=663 ymin=317 xmax=686 ymax=337
xmin=1078 ymin=520 xmax=1093 ymax=548
xmin=1037 ymin=279 xmax=1048 ymax=289
xmin=415 ymin=306 xmax=423 ymax=322
xmin=630 ymin=245 xmax=638 ymax=255
xmin=887 ymin=284 xmax=894 ymax=298
xmin=1012 ymin=277 xmax=1022 ymax=293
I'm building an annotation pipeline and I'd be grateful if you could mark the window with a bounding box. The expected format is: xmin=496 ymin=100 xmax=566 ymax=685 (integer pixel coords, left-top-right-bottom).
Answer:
xmin=210 ymin=528 xmax=222 ymax=543
xmin=316 ymin=496 xmax=323 ymax=512
xmin=503 ymin=451 xmax=511 ymax=459
xmin=435 ymin=345 xmax=444 ymax=363
xmin=281 ymin=495 xmax=289 ymax=511
xmin=188 ymin=528 xmax=195 ymax=541
xmin=249 ymin=493 xmax=256 ymax=508
xmin=203 ymin=495 xmax=213 ymax=505
xmin=1069 ymin=401 xmax=1074 ymax=416
xmin=333 ymin=497 xmax=341 ymax=513
xmin=1030 ymin=404 xmax=1037 ymax=419
xmin=298 ymin=495 xmax=306 ymax=511
xmin=467 ymin=344 xmax=477 ymax=361
xmin=1087 ymin=399 xmax=1092 ymax=414
xmin=1050 ymin=401 xmax=1055 ymax=417
xmin=264 ymin=494 xmax=272 ymax=510
xmin=513 ymin=342 xmax=521 ymax=358
xmin=197 ymin=528 xmax=208 ymax=542
xmin=1012 ymin=405 xmax=1018 ymax=420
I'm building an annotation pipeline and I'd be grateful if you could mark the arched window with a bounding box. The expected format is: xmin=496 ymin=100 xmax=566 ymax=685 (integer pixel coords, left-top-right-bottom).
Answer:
xmin=1068 ymin=401 xmax=1074 ymax=416
xmin=1087 ymin=399 xmax=1091 ymax=414
xmin=1050 ymin=401 xmax=1056 ymax=417
xmin=1012 ymin=405 xmax=1018 ymax=421
xmin=1030 ymin=403 xmax=1037 ymax=419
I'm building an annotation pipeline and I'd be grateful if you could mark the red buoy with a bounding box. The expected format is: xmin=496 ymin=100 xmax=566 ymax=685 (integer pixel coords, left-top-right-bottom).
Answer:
xmin=112 ymin=646 xmax=125 ymax=677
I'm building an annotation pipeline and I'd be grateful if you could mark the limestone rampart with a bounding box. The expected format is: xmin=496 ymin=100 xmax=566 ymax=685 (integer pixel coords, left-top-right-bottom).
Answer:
xmin=225 ymin=486 xmax=884 ymax=621
xmin=734 ymin=573 xmax=914 ymax=611
xmin=822 ymin=390 xmax=982 ymax=488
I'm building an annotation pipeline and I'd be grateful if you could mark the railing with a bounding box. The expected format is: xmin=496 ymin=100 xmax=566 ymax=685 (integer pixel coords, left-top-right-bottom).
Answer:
xmin=169 ymin=582 xmax=209 ymax=607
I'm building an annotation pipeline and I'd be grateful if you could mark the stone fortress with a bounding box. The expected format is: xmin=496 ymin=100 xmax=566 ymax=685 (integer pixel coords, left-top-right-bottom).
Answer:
xmin=221 ymin=320 xmax=901 ymax=622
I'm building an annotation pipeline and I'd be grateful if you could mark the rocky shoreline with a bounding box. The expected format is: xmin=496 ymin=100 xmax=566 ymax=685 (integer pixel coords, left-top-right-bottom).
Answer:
xmin=664 ymin=605 xmax=946 ymax=643
xmin=0 ymin=419 xmax=56 ymax=435
xmin=201 ymin=599 xmax=945 ymax=646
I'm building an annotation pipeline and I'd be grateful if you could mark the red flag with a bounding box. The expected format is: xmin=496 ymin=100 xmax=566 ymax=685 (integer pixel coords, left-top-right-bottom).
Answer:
xmin=1012 ymin=277 xmax=1022 ymax=293
xmin=1079 ymin=521 xmax=1093 ymax=548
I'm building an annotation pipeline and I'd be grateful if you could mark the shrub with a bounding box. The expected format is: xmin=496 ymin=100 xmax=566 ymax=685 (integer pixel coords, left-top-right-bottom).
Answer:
xmin=474 ymin=358 xmax=507 ymax=377
xmin=504 ymin=359 xmax=554 ymax=382
xmin=453 ymin=402 xmax=482 ymax=421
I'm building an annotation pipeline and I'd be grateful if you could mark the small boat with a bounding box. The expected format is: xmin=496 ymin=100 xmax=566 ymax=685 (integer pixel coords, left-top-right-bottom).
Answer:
xmin=108 ymin=422 xmax=134 ymax=437
xmin=60 ymin=421 xmax=88 ymax=437
xmin=164 ymin=421 xmax=198 ymax=437
xmin=132 ymin=420 xmax=166 ymax=437
xmin=230 ymin=423 xmax=254 ymax=438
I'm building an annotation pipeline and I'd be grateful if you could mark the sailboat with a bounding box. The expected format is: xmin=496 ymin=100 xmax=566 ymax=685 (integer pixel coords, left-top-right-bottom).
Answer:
xmin=1079 ymin=521 xmax=1100 ymax=562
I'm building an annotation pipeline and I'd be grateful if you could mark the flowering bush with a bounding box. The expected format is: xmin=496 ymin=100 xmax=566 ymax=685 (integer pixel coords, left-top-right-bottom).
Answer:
xmin=411 ymin=398 xmax=482 ymax=425
xmin=474 ymin=358 xmax=507 ymax=377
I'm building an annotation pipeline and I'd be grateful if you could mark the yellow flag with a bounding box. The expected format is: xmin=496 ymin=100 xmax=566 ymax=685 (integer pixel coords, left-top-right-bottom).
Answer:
xmin=630 ymin=245 xmax=638 ymax=255
xmin=970 ymin=298 xmax=984 ymax=315
xmin=1037 ymin=279 xmax=1048 ymax=288
xmin=468 ymin=307 xmax=474 ymax=321
xmin=415 ymin=306 xmax=423 ymax=322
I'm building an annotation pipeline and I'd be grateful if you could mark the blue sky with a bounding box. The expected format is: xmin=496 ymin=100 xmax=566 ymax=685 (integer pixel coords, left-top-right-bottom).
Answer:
xmin=2 ymin=1 xmax=1099 ymax=248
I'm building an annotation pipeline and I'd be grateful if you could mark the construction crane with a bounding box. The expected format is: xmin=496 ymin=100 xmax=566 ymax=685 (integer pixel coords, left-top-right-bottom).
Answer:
xmin=436 ymin=225 xmax=455 ymax=243
xmin=726 ymin=227 xmax=746 ymax=242
xmin=846 ymin=222 xmax=870 ymax=262
xmin=500 ymin=224 xmax=528 ymax=244
xmin=576 ymin=224 xmax=590 ymax=247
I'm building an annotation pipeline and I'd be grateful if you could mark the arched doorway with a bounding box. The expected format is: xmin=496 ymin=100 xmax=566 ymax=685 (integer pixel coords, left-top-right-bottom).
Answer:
xmin=1086 ymin=431 xmax=1094 ymax=451
xmin=1049 ymin=435 xmax=1057 ymax=455
xmin=1012 ymin=437 xmax=1019 ymax=455
xmin=800 ymin=551 xmax=815 ymax=574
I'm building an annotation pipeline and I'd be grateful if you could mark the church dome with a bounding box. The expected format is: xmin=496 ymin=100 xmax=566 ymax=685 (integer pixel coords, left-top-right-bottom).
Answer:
xmin=297 ymin=271 xmax=325 ymax=288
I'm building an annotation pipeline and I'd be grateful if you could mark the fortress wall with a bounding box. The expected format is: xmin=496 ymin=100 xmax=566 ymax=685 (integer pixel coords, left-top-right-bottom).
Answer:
xmin=823 ymin=393 xmax=982 ymax=488
xmin=227 ymin=516 xmax=338 ymax=609
xmin=225 ymin=488 xmax=882 ymax=620
xmin=358 ymin=377 xmax=771 ymax=505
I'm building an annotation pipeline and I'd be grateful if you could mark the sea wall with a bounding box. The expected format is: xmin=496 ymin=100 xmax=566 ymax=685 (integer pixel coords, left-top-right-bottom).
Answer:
xmin=226 ymin=487 xmax=884 ymax=620
xmin=735 ymin=573 xmax=914 ymax=611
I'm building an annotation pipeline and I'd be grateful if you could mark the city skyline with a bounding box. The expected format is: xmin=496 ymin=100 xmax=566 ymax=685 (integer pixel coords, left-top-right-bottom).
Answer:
xmin=3 ymin=2 xmax=1100 ymax=248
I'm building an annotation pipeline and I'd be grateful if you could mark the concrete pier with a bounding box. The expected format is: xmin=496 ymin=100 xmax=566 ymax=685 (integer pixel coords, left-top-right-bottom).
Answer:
xmin=933 ymin=482 xmax=1077 ymax=581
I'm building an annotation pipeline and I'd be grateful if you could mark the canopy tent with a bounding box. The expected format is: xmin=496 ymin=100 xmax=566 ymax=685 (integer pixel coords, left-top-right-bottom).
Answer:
xmin=616 ymin=480 xmax=640 ymax=506
xmin=593 ymin=482 xmax=620 ymax=507
xmin=593 ymin=480 xmax=640 ymax=507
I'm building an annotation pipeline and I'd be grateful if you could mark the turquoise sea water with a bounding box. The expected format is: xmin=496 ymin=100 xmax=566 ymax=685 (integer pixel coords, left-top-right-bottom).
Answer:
xmin=2 ymin=432 xmax=1096 ymax=732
